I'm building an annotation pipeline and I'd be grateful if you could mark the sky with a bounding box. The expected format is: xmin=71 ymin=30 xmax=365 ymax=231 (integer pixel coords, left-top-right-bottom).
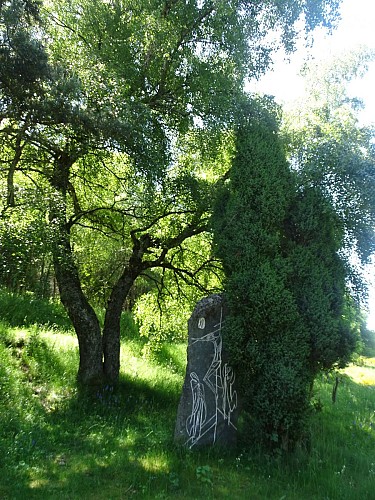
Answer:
xmin=249 ymin=0 xmax=375 ymax=330
xmin=251 ymin=0 xmax=375 ymax=122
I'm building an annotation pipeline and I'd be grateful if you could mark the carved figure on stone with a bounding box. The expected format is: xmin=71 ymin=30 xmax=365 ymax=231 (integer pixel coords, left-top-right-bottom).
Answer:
xmin=175 ymin=295 xmax=238 ymax=448
xmin=186 ymin=372 xmax=206 ymax=441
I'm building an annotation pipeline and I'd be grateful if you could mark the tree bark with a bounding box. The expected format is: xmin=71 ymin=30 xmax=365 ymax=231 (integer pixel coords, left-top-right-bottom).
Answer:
xmin=332 ymin=375 xmax=340 ymax=404
xmin=102 ymin=233 xmax=148 ymax=382
xmin=53 ymin=240 xmax=103 ymax=386
xmin=50 ymin=151 xmax=104 ymax=386
xmin=102 ymin=274 xmax=136 ymax=382
xmin=7 ymin=132 xmax=24 ymax=207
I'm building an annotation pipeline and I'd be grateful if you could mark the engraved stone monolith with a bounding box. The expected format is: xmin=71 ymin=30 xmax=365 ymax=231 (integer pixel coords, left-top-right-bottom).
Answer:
xmin=174 ymin=294 xmax=238 ymax=448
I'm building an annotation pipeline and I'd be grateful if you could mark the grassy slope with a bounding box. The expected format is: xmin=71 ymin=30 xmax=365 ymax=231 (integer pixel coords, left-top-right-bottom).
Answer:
xmin=0 ymin=297 xmax=374 ymax=499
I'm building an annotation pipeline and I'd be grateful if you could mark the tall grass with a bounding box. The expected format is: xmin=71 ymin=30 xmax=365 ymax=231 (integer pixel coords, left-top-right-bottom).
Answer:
xmin=0 ymin=289 xmax=71 ymax=330
xmin=0 ymin=293 xmax=374 ymax=499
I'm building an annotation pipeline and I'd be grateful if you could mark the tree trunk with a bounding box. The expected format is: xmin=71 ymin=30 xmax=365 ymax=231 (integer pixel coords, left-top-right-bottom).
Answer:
xmin=102 ymin=234 xmax=149 ymax=382
xmin=7 ymin=131 xmax=24 ymax=207
xmin=102 ymin=274 xmax=135 ymax=382
xmin=50 ymin=151 xmax=104 ymax=387
xmin=54 ymin=248 xmax=104 ymax=386
xmin=332 ymin=375 xmax=340 ymax=404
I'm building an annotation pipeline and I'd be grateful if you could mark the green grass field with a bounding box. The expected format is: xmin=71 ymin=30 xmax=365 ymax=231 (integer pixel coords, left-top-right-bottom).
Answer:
xmin=0 ymin=293 xmax=374 ymax=499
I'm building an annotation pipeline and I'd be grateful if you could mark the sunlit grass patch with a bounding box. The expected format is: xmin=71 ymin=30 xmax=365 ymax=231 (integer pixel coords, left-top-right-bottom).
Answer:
xmin=138 ymin=452 xmax=171 ymax=473
xmin=363 ymin=356 xmax=375 ymax=366
xmin=120 ymin=339 xmax=186 ymax=396
xmin=343 ymin=365 xmax=375 ymax=385
xmin=343 ymin=357 xmax=375 ymax=386
xmin=39 ymin=329 xmax=77 ymax=346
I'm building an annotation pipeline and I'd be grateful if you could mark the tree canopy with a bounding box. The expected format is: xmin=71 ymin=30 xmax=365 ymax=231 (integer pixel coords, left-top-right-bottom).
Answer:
xmin=1 ymin=0 xmax=343 ymax=386
xmin=283 ymin=48 xmax=375 ymax=285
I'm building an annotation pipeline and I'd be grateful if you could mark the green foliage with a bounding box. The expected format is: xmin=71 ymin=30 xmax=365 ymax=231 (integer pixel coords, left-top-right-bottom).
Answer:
xmin=213 ymin=100 xmax=306 ymax=450
xmin=134 ymin=230 xmax=223 ymax=355
xmin=196 ymin=464 xmax=213 ymax=486
xmin=0 ymin=0 xmax=49 ymax=113
xmin=285 ymin=187 xmax=358 ymax=370
xmin=360 ymin=324 xmax=375 ymax=357
xmin=283 ymin=49 xmax=375 ymax=267
xmin=212 ymin=98 xmax=358 ymax=451
xmin=0 ymin=208 xmax=53 ymax=297
xmin=119 ymin=310 xmax=139 ymax=341
xmin=135 ymin=292 xmax=189 ymax=350
xmin=0 ymin=0 xmax=344 ymax=385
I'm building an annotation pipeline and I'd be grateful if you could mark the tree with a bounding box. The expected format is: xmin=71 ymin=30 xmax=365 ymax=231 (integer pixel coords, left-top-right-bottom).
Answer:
xmin=1 ymin=0 xmax=343 ymax=386
xmin=212 ymin=97 xmax=361 ymax=451
xmin=281 ymin=50 xmax=375 ymax=370
xmin=282 ymin=48 xmax=375 ymax=269
xmin=212 ymin=50 xmax=375 ymax=451
xmin=213 ymin=99 xmax=310 ymax=450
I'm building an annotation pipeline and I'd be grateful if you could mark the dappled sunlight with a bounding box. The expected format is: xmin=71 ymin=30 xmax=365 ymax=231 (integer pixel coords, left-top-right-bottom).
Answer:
xmin=138 ymin=453 xmax=170 ymax=473
xmin=120 ymin=343 xmax=184 ymax=396
xmin=2 ymin=319 xmax=375 ymax=499
xmin=343 ymin=357 xmax=375 ymax=386
xmin=362 ymin=357 xmax=375 ymax=367
xmin=6 ymin=325 xmax=77 ymax=351
xmin=40 ymin=330 xmax=78 ymax=350
xmin=29 ymin=478 xmax=50 ymax=489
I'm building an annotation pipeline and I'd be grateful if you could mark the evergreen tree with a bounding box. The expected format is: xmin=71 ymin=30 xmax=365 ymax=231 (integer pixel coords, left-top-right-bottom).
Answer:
xmin=212 ymin=99 xmax=357 ymax=450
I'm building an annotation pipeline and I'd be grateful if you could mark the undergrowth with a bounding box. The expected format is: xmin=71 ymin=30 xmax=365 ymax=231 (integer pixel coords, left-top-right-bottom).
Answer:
xmin=0 ymin=293 xmax=374 ymax=499
xmin=0 ymin=289 xmax=71 ymax=330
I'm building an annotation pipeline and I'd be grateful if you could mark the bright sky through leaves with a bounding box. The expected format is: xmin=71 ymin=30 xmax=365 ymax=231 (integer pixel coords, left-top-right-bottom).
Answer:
xmin=251 ymin=0 xmax=375 ymax=122
xmin=249 ymin=0 xmax=375 ymax=331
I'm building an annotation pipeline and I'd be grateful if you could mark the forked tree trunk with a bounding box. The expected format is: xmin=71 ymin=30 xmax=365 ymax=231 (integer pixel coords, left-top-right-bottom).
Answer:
xmin=54 ymin=250 xmax=104 ymax=386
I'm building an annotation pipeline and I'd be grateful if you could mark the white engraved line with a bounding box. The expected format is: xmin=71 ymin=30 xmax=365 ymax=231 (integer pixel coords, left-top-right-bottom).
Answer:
xmin=185 ymin=372 xmax=207 ymax=443
xmin=185 ymin=307 xmax=238 ymax=447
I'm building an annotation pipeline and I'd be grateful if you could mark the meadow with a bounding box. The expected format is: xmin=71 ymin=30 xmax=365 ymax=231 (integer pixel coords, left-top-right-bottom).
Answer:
xmin=0 ymin=291 xmax=374 ymax=499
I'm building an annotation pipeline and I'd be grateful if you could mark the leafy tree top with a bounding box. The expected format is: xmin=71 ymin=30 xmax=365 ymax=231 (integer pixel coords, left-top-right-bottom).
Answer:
xmin=282 ymin=49 xmax=375 ymax=267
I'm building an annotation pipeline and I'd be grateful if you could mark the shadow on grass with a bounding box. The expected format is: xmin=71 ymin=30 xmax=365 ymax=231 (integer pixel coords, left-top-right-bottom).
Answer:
xmin=1 ymin=376 xmax=186 ymax=499
xmin=0 ymin=322 xmax=235 ymax=498
xmin=150 ymin=343 xmax=187 ymax=378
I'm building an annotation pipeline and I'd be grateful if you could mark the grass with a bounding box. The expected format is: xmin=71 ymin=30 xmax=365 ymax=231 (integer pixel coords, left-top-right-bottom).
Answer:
xmin=0 ymin=289 xmax=71 ymax=330
xmin=0 ymin=294 xmax=374 ymax=499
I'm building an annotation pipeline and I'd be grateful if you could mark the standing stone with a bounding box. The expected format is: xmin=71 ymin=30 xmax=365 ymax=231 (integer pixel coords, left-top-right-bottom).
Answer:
xmin=174 ymin=294 xmax=238 ymax=448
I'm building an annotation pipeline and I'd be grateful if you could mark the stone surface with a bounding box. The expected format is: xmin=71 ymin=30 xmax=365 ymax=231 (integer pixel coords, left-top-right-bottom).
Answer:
xmin=174 ymin=294 xmax=238 ymax=448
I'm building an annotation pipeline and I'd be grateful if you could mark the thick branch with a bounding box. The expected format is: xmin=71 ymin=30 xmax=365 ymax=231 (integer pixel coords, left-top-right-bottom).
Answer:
xmin=7 ymin=135 xmax=23 ymax=207
xmin=43 ymin=8 xmax=90 ymax=46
